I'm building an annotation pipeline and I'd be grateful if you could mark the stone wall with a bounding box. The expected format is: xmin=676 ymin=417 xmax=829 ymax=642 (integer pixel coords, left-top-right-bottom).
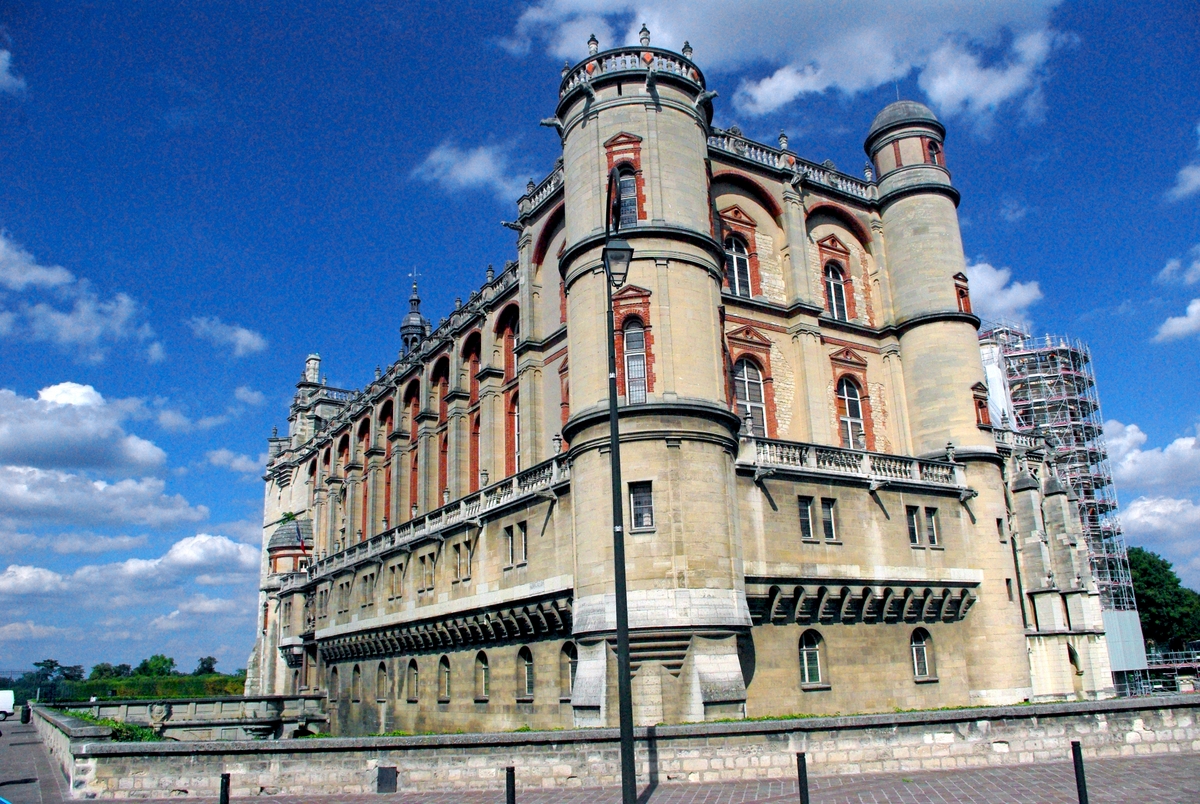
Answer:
xmin=35 ymin=696 xmax=1200 ymax=799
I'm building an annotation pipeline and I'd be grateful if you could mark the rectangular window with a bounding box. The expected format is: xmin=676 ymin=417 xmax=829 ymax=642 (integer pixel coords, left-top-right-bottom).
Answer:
xmin=625 ymin=351 xmax=647 ymax=404
xmin=996 ymin=517 xmax=1006 ymax=542
xmin=619 ymin=174 xmax=638 ymax=228
xmin=417 ymin=556 xmax=426 ymax=592
xmin=798 ymin=496 xmax=814 ymax=541
xmin=1006 ymin=578 xmax=1014 ymax=602
xmin=517 ymin=521 xmax=528 ymax=564
xmin=630 ymin=482 xmax=654 ymax=530
xmin=821 ymin=498 xmax=837 ymax=542
xmin=924 ymin=508 xmax=939 ymax=546
xmin=504 ymin=525 xmax=515 ymax=566
xmin=452 ymin=545 xmax=462 ymax=581
xmin=424 ymin=554 xmax=435 ymax=589
xmin=912 ymin=643 xmax=929 ymax=677
xmin=906 ymin=506 xmax=921 ymax=545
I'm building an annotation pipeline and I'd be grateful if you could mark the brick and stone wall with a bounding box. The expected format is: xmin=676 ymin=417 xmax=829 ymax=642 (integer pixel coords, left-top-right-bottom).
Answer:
xmin=35 ymin=696 xmax=1200 ymax=799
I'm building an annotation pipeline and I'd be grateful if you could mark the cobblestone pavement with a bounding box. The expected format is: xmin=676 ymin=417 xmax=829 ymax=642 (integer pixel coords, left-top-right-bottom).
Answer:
xmin=3 ymin=721 xmax=1199 ymax=804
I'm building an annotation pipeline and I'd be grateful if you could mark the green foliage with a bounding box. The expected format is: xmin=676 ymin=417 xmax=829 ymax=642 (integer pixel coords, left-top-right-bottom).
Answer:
xmin=31 ymin=658 xmax=85 ymax=682
xmin=377 ymin=730 xmax=414 ymax=737
xmin=193 ymin=656 xmax=218 ymax=676
xmin=133 ymin=654 xmax=177 ymax=677
xmin=89 ymin=663 xmax=133 ymax=680
xmin=59 ymin=674 xmax=246 ymax=702
xmin=62 ymin=709 xmax=163 ymax=742
xmin=1128 ymin=547 xmax=1200 ymax=649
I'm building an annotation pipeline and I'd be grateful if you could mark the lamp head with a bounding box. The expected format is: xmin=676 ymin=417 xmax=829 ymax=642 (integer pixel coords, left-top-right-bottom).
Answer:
xmin=602 ymin=238 xmax=634 ymax=288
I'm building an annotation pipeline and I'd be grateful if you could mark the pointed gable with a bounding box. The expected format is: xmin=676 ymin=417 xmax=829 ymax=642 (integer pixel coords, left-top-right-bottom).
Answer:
xmin=829 ymin=346 xmax=868 ymax=367
xmin=816 ymin=234 xmax=850 ymax=254
xmin=718 ymin=204 xmax=757 ymax=228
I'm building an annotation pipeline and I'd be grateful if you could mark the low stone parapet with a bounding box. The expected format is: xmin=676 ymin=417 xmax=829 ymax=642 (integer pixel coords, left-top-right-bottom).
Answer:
xmin=35 ymin=695 xmax=1200 ymax=799
xmin=54 ymin=694 xmax=326 ymax=741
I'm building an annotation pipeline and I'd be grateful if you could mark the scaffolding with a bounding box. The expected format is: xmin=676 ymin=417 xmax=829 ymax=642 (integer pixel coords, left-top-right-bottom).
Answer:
xmin=979 ymin=324 xmax=1137 ymax=612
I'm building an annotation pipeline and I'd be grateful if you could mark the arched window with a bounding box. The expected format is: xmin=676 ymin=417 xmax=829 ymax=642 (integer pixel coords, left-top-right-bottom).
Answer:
xmin=376 ymin=662 xmax=388 ymax=701
xmin=351 ymin=664 xmax=362 ymax=703
xmin=329 ymin=667 xmax=339 ymax=701
xmin=438 ymin=434 xmax=449 ymax=503
xmin=475 ymin=651 xmax=490 ymax=701
xmin=836 ymin=377 xmax=866 ymax=450
xmin=824 ymin=263 xmax=848 ymax=321
xmin=291 ymin=669 xmax=300 ymax=694
xmin=559 ymin=642 xmax=578 ymax=700
xmin=438 ymin=655 xmax=451 ymax=702
xmin=724 ymin=236 xmax=751 ymax=298
xmin=517 ymin=646 xmax=535 ymax=700
xmin=469 ymin=413 xmax=481 ymax=492
xmin=406 ymin=659 xmax=419 ymax=703
xmin=927 ymin=140 xmax=941 ymax=166
xmin=618 ymin=167 xmax=638 ymax=228
xmin=799 ymin=630 xmax=823 ymax=685
xmin=733 ymin=358 xmax=767 ymax=437
xmin=507 ymin=393 xmax=521 ymax=475
xmin=911 ymin=628 xmax=934 ymax=678
xmin=623 ymin=320 xmax=648 ymax=404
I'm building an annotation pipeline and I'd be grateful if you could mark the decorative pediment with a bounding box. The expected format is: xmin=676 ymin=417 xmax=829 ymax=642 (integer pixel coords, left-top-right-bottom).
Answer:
xmin=829 ymin=347 xmax=868 ymax=367
xmin=970 ymin=381 xmax=989 ymax=395
xmin=953 ymin=272 xmax=969 ymax=283
xmin=816 ymin=234 xmax=850 ymax=254
xmin=604 ymin=132 xmax=643 ymax=147
xmin=727 ymin=324 xmax=773 ymax=347
xmin=718 ymin=204 xmax=757 ymax=228
xmin=612 ymin=284 xmax=651 ymax=302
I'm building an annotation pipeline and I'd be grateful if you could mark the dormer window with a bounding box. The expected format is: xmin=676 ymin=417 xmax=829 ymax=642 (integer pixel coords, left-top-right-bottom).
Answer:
xmin=954 ymin=272 xmax=972 ymax=314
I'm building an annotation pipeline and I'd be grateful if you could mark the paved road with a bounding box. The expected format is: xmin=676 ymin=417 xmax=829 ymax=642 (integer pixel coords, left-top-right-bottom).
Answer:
xmin=3 ymin=720 xmax=1199 ymax=803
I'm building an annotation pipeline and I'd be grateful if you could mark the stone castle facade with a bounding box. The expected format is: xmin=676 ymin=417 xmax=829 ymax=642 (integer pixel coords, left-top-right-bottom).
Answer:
xmin=248 ymin=32 xmax=1114 ymax=736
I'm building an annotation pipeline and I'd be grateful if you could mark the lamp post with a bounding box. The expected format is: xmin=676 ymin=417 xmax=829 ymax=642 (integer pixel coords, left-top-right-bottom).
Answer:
xmin=601 ymin=167 xmax=637 ymax=804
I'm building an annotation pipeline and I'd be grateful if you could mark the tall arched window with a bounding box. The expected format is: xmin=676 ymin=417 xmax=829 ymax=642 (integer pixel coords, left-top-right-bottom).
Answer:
xmin=438 ymin=434 xmax=448 ymax=503
xmin=799 ymin=630 xmax=823 ymax=685
xmin=926 ymin=140 xmax=941 ymax=166
xmin=475 ymin=651 xmax=490 ymax=700
xmin=469 ymin=413 xmax=481 ymax=492
xmin=406 ymin=659 xmax=419 ymax=702
xmin=517 ymin=646 xmax=535 ymax=700
xmin=351 ymin=664 xmax=362 ymax=703
xmin=836 ymin=377 xmax=866 ymax=449
xmin=376 ymin=662 xmax=388 ymax=701
xmin=507 ymin=393 xmax=521 ymax=475
xmin=438 ymin=655 xmax=451 ymax=702
xmin=623 ymin=320 xmax=647 ymax=404
xmin=724 ymin=236 xmax=751 ymax=298
xmin=618 ymin=168 xmax=638 ymax=228
xmin=911 ymin=628 xmax=934 ymax=678
xmin=824 ymin=263 xmax=848 ymax=321
xmin=733 ymin=358 xmax=767 ymax=437
xmin=559 ymin=642 xmax=578 ymax=700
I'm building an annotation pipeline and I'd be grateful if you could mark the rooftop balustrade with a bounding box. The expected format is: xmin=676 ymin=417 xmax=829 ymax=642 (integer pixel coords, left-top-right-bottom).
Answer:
xmin=738 ymin=435 xmax=966 ymax=491
xmin=560 ymin=47 xmax=705 ymax=100
xmin=707 ymin=127 xmax=876 ymax=202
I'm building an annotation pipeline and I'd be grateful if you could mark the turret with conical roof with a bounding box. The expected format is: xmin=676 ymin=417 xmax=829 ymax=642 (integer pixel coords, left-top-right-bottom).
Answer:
xmin=400 ymin=281 xmax=429 ymax=354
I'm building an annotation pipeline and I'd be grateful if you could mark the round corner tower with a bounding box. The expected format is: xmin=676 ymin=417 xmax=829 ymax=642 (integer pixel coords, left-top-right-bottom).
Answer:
xmin=556 ymin=33 xmax=752 ymax=725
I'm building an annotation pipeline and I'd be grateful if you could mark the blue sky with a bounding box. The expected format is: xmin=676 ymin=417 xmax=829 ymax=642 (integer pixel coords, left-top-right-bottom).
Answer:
xmin=0 ymin=1 xmax=1197 ymax=673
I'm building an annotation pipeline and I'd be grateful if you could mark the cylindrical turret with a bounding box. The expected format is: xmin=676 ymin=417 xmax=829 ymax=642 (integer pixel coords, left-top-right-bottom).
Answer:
xmin=865 ymin=101 xmax=992 ymax=455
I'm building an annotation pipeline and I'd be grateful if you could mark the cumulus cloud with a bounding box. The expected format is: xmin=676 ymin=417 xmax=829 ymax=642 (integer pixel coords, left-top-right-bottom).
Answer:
xmin=1157 ymin=244 xmax=1200 ymax=286
xmin=206 ymin=448 xmax=265 ymax=475
xmin=414 ymin=142 xmax=529 ymax=201
xmin=0 ymin=564 xmax=70 ymax=595
xmin=155 ymin=408 xmax=228 ymax=433
xmin=998 ymin=198 xmax=1029 ymax=223
xmin=187 ymin=316 xmax=267 ymax=357
xmin=0 ymin=50 xmax=25 ymax=95
xmin=0 ymin=530 xmax=147 ymax=555
xmin=0 ymin=235 xmax=74 ymax=290
xmin=504 ymin=1 xmax=1062 ymax=123
xmin=0 ymin=622 xmax=70 ymax=641
xmin=0 ymin=383 xmax=165 ymax=472
xmin=151 ymin=594 xmax=244 ymax=631
xmin=962 ymin=259 xmax=1043 ymax=324
xmin=211 ymin=517 xmax=264 ymax=545
xmin=1122 ymin=496 xmax=1200 ymax=589
xmin=1166 ymin=122 xmax=1200 ymax=202
xmin=234 ymin=386 xmax=265 ymax=406
xmin=1153 ymin=298 xmax=1200 ymax=342
xmin=0 ymin=466 xmax=207 ymax=527
xmin=1106 ymin=420 xmax=1200 ymax=495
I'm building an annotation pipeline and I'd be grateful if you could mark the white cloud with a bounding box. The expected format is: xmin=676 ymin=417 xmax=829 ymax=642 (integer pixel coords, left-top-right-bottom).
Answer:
xmin=999 ymin=198 xmax=1029 ymax=223
xmin=962 ymin=259 xmax=1043 ymax=324
xmin=0 ymin=384 xmax=165 ymax=472
xmin=0 ymin=530 xmax=147 ymax=555
xmin=0 ymin=466 xmax=207 ymax=528
xmin=0 ymin=622 xmax=70 ymax=641
xmin=414 ymin=142 xmax=528 ymax=201
xmin=0 ymin=49 xmax=26 ymax=95
xmin=505 ymin=1 xmax=1062 ymax=123
xmin=1106 ymin=420 xmax=1200 ymax=495
xmin=206 ymin=448 xmax=265 ymax=475
xmin=234 ymin=386 xmax=265 ymax=406
xmin=0 ymin=235 xmax=73 ymax=290
xmin=212 ymin=517 xmax=264 ymax=545
xmin=1168 ymin=164 xmax=1200 ymax=202
xmin=1153 ymin=298 xmax=1200 ymax=342
xmin=155 ymin=408 xmax=228 ymax=433
xmin=1157 ymin=244 xmax=1200 ymax=286
xmin=187 ymin=316 xmax=267 ymax=357
xmin=0 ymin=565 xmax=69 ymax=595
xmin=1122 ymin=495 xmax=1200 ymax=589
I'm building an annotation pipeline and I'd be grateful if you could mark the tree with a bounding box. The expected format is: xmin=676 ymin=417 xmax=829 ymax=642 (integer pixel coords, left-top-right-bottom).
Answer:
xmin=133 ymin=654 xmax=177 ymax=677
xmin=61 ymin=664 xmax=85 ymax=682
xmin=193 ymin=656 xmax=218 ymax=676
xmin=90 ymin=662 xmax=132 ymax=680
xmin=1127 ymin=547 xmax=1200 ymax=650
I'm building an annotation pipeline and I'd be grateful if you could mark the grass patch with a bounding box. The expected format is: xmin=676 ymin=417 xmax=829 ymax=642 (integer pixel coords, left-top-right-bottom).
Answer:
xmin=60 ymin=709 xmax=163 ymax=742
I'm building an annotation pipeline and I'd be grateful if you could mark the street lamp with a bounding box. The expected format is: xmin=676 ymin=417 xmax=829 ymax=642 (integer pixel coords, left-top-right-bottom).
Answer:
xmin=602 ymin=167 xmax=638 ymax=804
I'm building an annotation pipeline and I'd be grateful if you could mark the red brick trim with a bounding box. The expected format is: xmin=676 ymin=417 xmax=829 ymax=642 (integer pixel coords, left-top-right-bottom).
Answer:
xmin=612 ymin=285 xmax=655 ymax=398
xmin=605 ymin=133 xmax=647 ymax=224
xmin=711 ymin=172 xmax=784 ymax=219
xmin=726 ymin=324 xmax=778 ymax=438
xmin=892 ymin=140 xmax=903 ymax=168
xmin=719 ymin=204 xmax=762 ymax=297
xmin=971 ymin=381 xmax=991 ymax=426
xmin=953 ymin=272 xmax=972 ymax=314
xmin=504 ymin=390 xmax=519 ymax=477
xmin=724 ymin=313 xmax=787 ymax=334
xmin=817 ymin=234 xmax=857 ymax=321
xmin=830 ymin=348 xmax=874 ymax=451
xmin=532 ymin=205 xmax=565 ymax=266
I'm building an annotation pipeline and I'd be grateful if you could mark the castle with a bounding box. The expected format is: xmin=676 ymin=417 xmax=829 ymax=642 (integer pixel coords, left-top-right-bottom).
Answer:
xmin=247 ymin=30 xmax=1115 ymax=736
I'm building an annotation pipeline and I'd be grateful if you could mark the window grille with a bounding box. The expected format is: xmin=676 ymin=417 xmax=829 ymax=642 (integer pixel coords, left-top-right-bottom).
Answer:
xmin=624 ymin=321 xmax=647 ymax=404
xmin=619 ymin=172 xmax=638 ymax=228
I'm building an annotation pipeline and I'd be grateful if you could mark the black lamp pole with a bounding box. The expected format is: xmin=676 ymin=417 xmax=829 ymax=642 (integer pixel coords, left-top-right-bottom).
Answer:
xmin=602 ymin=167 xmax=637 ymax=804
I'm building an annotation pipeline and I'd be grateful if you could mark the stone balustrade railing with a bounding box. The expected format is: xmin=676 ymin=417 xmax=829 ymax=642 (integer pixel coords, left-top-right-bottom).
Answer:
xmin=992 ymin=429 xmax=1042 ymax=450
xmin=519 ymin=167 xmax=563 ymax=217
xmin=707 ymin=127 xmax=875 ymax=202
xmin=744 ymin=437 xmax=963 ymax=489
xmin=560 ymin=47 xmax=704 ymax=100
xmin=282 ymin=454 xmax=571 ymax=593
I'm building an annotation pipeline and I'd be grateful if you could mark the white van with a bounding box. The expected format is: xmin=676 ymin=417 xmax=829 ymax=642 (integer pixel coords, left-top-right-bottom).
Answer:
xmin=0 ymin=690 xmax=14 ymax=721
